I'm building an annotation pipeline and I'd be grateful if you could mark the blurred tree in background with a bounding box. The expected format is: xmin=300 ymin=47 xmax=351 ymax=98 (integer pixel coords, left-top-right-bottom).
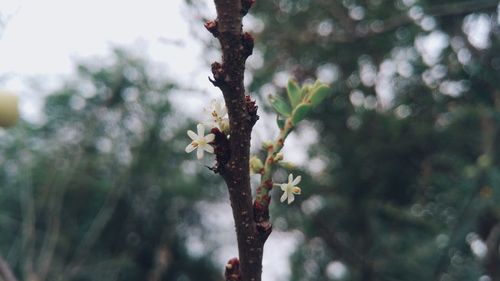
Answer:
xmin=186 ymin=0 xmax=500 ymax=280
xmin=0 ymin=50 xmax=222 ymax=281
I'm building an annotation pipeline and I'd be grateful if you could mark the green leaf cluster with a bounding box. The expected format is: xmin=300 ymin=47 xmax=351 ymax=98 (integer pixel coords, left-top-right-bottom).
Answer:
xmin=269 ymin=80 xmax=331 ymax=126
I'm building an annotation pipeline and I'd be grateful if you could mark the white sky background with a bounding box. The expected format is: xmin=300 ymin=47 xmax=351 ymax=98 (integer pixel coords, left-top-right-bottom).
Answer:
xmin=0 ymin=0 xmax=296 ymax=280
xmin=0 ymin=0 xmax=220 ymax=122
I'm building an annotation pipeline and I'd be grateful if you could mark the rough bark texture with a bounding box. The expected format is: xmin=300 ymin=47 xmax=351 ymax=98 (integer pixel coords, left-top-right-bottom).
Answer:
xmin=206 ymin=1 xmax=268 ymax=281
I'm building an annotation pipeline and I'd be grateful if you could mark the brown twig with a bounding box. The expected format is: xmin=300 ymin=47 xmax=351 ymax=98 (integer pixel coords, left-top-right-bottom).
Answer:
xmin=206 ymin=0 xmax=268 ymax=280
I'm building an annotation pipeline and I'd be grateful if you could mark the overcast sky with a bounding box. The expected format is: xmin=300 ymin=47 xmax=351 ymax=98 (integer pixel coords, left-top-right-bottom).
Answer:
xmin=0 ymin=0 xmax=206 ymax=76
xmin=0 ymin=0 xmax=223 ymax=122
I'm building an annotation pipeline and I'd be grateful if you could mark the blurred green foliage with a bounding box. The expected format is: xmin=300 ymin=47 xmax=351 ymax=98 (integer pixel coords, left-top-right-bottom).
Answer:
xmin=188 ymin=0 xmax=500 ymax=280
xmin=0 ymin=50 xmax=222 ymax=281
xmin=247 ymin=1 xmax=500 ymax=280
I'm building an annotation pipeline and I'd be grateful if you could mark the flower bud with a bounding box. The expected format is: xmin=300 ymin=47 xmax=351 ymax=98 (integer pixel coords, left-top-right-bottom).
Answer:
xmin=274 ymin=152 xmax=284 ymax=162
xmin=262 ymin=140 xmax=273 ymax=150
xmin=0 ymin=92 xmax=20 ymax=128
xmin=249 ymin=156 xmax=264 ymax=174
xmin=278 ymin=161 xmax=296 ymax=170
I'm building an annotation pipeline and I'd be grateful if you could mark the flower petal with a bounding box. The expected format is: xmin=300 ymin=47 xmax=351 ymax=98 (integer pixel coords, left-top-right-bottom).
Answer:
xmin=292 ymin=187 xmax=301 ymax=195
xmin=205 ymin=133 xmax=215 ymax=143
xmin=197 ymin=123 xmax=205 ymax=137
xmin=288 ymin=173 xmax=294 ymax=183
xmin=203 ymin=144 xmax=214 ymax=153
xmin=292 ymin=175 xmax=302 ymax=186
xmin=187 ymin=130 xmax=197 ymax=140
xmin=203 ymin=120 xmax=217 ymax=129
xmin=280 ymin=183 xmax=288 ymax=192
xmin=220 ymin=105 xmax=227 ymax=117
xmin=287 ymin=193 xmax=295 ymax=204
xmin=196 ymin=147 xmax=204 ymax=159
xmin=280 ymin=191 xmax=288 ymax=203
xmin=185 ymin=143 xmax=196 ymax=153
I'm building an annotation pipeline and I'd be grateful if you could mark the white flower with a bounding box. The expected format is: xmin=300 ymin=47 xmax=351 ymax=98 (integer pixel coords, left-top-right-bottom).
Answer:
xmin=279 ymin=174 xmax=302 ymax=204
xmin=185 ymin=124 xmax=215 ymax=159
xmin=204 ymin=99 xmax=230 ymax=132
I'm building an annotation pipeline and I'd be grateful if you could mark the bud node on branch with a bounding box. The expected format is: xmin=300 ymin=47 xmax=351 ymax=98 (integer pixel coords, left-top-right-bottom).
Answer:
xmin=253 ymin=200 xmax=269 ymax=221
xmin=256 ymin=221 xmax=272 ymax=241
xmin=245 ymin=95 xmax=259 ymax=126
xmin=241 ymin=33 xmax=254 ymax=59
xmin=241 ymin=0 xmax=256 ymax=15
xmin=225 ymin=258 xmax=242 ymax=281
xmin=209 ymin=62 xmax=226 ymax=88
xmin=204 ymin=20 xmax=220 ymax=37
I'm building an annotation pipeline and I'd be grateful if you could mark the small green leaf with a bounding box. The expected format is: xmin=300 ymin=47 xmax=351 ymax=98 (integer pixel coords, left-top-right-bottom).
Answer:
xmin=287 ymin=80 xmax=302 ymax=108
xmin=310 ymin=85 xmax=331 ymax=107
xmin=276 ymin=115 xmax=286 ymax=130
xmin=312 ymin=80 xmax=323 ymax=88
xmin=302 ymin=84 xmax=312 ymax=94
xmin=269 ymin=94 xmax=291 ymax=117
xmin=250 ymin=156 xmax=264 ymax=173
xmin=291 ymin=102 xmax=312 ymax=125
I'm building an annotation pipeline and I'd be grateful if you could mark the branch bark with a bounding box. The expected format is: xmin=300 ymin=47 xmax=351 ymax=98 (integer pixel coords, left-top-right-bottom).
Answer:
xmin=206 ymin=1 xmax=267 ymax=281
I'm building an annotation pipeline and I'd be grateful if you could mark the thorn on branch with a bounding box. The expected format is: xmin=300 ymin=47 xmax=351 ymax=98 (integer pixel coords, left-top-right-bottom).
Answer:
xmin=241 ymin=32 xmax=254 ymax=59
xmin=241 ymin=0 xmax=256 ymax=15
xmin=245 ymin=95 xmax=259 ymax=126
xmin=204 ymin=20 xmax=219 ymax=38
xmin=225 ymin=258 xmax=241 ymax=281
xmin=208 ymin=127 xmax=231 ymax=174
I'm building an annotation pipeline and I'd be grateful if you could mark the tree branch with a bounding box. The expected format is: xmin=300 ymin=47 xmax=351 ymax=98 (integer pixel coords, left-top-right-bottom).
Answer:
xmin=206 ymin=1 xmax=267 ymax=281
